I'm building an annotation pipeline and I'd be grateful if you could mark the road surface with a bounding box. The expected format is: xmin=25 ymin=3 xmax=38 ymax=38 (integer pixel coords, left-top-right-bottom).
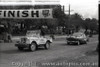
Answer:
xmin=0 ymin=35 xmax=98 ymax=67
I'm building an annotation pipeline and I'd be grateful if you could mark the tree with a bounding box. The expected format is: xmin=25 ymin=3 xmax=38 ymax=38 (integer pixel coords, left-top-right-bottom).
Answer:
xmin=82 ymin=18 xmax=91 ymax=34
xmin=89 ymin=18 xmax=98 ymax=32
xmin=53 ymin=6 xmax=69 ymax=34
xmin=70 ymin=13 xmax=83 ymax=32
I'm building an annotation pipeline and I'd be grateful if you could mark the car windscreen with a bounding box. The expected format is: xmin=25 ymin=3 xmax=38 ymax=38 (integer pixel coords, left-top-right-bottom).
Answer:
xmin=26 ymin=31 xmax=39 ymax=37
xmin=72 ymin=33 xmax=83 ymax=37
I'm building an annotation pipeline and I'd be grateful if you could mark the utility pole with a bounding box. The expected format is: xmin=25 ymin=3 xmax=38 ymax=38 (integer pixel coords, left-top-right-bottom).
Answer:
xmin=68 ymin=4 xmax=71 ymax=23
xmin=62 ymin=5 xmax=65 ymax=13
xmin=65 ymin=4 xmax=74 ymax=34
xmin=65 ymin=4 xmax=74 ymax=23
xmin=68 ymin=4 xmax=70 ymax=29
xmin=61 ymin=4 xmax=74 ymax=34
xmin=68 ymin=4 xmax=71 ymax=34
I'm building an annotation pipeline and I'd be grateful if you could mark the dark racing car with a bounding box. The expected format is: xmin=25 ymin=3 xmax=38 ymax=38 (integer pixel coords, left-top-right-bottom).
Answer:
xmin=66 ymin=32 xmax=89 ymax=45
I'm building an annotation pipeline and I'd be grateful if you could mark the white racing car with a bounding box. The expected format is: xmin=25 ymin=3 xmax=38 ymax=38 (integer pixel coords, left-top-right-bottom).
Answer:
xmin=15 ymin=30 xmax=53 ymax=51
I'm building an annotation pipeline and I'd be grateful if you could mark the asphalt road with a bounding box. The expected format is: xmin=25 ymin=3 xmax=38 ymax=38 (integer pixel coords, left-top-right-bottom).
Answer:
xmin=0 ymin=35 xmax=98 ymax=67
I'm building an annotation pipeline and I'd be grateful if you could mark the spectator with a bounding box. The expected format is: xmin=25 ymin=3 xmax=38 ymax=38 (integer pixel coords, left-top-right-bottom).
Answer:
xmin=7 ymin=34 xmax=12 ymax=43
xmin=41 ymin=29 xmax=45 ymax=36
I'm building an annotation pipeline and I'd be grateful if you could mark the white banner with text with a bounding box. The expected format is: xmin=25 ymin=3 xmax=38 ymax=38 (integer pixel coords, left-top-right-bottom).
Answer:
xmin=0 ymin=9 xmax=53 ymax=19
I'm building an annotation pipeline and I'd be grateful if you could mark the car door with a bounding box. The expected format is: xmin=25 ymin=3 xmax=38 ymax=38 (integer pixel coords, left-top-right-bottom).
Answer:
xmin=39 ymin=36 xmax=47 ymax=44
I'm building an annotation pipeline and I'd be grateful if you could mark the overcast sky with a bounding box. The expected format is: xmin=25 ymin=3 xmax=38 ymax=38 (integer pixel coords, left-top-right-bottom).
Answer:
xmin=60 ymin=0 xmax=98 ymax=19
xmin=0 ymin=0 xmax=98 ymax=19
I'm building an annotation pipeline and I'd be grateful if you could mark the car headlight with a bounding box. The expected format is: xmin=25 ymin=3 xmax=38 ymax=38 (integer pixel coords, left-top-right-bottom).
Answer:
xmin=76 ymin=36 xmax=81 ymax=38
xmin=26 ymin=38 xmax=30 ymax=43
xmin=21 ymin=38 xmax=26 ymax=43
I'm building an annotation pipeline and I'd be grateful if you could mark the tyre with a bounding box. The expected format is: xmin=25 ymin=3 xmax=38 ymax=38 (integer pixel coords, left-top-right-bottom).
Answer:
xmin=77 ymin=41 xmax=80 ymax=45
xmin=29 ymin=42 xmax=37 ymax=51
xmin=67 ymin=42 xmax=70 ymax=45
xmin=44 ymin=42 xmax=50 ymax=49
xmin=18 ymin=47 xmax=24 ymax=51
xmin=84 ymin=41 xmax=87 ymax=44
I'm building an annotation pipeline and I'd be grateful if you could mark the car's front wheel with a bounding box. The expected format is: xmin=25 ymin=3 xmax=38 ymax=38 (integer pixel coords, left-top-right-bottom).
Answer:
xmin=84 ymin=41 xmax=87 ymax=44
xmin=29 ymin=43 xmax=37 ymax=51
xmin=67 ymin=42 xmax=70 ymax=45
xmin=44 ymin=42 xmax=50 ymax=49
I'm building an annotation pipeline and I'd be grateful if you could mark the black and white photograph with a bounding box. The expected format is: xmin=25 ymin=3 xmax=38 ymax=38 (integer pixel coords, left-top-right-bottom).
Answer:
xmin=0 ymin=0 xmax=99 ymax=67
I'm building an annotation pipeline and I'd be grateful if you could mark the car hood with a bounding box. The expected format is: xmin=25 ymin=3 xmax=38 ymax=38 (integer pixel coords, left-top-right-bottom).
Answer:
xmin=66 ymin=36 xmax=80 ymax=41
xmin=21 ymin=36 xmax=39 ymax=39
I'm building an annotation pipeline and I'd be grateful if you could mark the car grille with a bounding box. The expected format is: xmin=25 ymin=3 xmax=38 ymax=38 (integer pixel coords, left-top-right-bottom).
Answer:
xmin=21 ymin=38 xmax=27 ymax=43
xmin=67 ymin=38 xmax=78 ymax=41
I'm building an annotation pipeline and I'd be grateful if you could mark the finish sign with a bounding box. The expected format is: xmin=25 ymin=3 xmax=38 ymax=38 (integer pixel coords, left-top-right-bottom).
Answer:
xmin=0 ymin=9 xmax=53 ymax=19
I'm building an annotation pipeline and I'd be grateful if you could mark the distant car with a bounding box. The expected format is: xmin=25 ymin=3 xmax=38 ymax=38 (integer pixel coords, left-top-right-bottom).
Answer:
xmin=15 ymin=30 xmax=53 ymax=51
xmin=66 ymin=32 xmax=89 ymax=45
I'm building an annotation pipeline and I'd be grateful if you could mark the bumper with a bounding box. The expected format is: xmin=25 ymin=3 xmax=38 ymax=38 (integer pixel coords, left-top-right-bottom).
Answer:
xmin=67 ymin=41 xmax=78 ymax=44
xmin=15 ymin=43 xmax=30 ymax=48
